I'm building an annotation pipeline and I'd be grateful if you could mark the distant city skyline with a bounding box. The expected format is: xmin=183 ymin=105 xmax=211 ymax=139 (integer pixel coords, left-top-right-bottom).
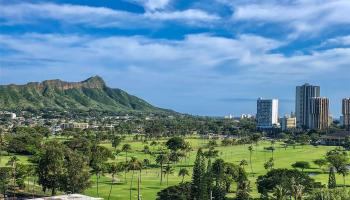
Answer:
xmin=1 ymin=0 xmax=350 ymax=117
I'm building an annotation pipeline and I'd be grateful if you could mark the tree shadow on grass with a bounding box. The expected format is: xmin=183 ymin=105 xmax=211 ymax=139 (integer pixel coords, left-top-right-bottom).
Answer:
xmin=176 ymin=164 xmax=194 ymax=168
xmin=100 ymin=181 xmax=127 ymax=185
xmin=146 ymin=186 xmax=162 ymax=190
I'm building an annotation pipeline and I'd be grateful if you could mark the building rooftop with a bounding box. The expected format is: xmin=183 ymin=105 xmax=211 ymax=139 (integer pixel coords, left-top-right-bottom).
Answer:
xmin=320 ymin=131 xmax=350 ymax=139
xmin=32 ymin=194 xmax=103 ymax=200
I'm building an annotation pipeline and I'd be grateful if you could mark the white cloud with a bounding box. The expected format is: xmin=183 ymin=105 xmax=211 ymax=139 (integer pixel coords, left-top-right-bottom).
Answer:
xmin=137 ymin=0 xmax=171 ymax=11
xmin=0 ymin=2 xmax=219 ymax=27
xmin=230 ymin=0 xmax=350 ymax=37
xmin=1 ymin=33 xmax=349 ymax=115
xmin=1 ymin=33 xmax=348 ymax=83
xmin=145 ymin=9 xmax=219 ymax=21
xmin=320 ymin=35 xmax=350 ymax=47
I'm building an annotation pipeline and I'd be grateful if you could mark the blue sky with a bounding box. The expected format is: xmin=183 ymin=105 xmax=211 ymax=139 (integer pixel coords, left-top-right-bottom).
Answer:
xmin=1 ymin=0 xmax=350 ymax=117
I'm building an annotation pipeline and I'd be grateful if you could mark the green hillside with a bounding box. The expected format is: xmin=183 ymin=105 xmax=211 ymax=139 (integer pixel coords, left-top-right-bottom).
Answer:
xmin=0 ymin=76 xmax=171 ymax=113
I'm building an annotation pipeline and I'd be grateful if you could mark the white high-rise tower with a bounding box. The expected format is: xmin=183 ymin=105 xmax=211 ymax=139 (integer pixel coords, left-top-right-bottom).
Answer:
xmin=256 ymin=98 xmax=279 ymax=129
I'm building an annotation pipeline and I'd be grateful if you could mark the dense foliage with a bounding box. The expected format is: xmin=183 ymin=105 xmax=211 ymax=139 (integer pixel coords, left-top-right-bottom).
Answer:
xmin=257 ymin=168 xmax=322 ymax=198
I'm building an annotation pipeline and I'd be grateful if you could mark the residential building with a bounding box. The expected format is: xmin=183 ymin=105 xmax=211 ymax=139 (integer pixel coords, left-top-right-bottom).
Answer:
xmin=328 ymin=116 xmax=333 ymax=127
xmin=308 ymin=97 xmax=329 ymax=130
xmin=281 ymin=115 xmax=297 ymax=131
xmin=60 ymin=122 xmax=89 ymax=129
xmin=240 ymin=114 xmax=253 ymax=119
xmin=224 ymin=114 xmax=233 ymax=119
xmin=0 ymin=111 xmax=16 ymax=120
xmin=295 ymin=83 xmax=320 ymax=128
xmin=256 ymin=98 xmax=279 ymax=129
xmin=340 ymin=116 xmax=344 ymax=126
xmin=320 ymin=131 xmax=350 ymax=146
xmin=343 ymin=98 xmax=350 ymax=130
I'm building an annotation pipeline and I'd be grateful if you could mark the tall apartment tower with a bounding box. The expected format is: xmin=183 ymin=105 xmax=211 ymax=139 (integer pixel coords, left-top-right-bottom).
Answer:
xmin=343 ymin=98 xmax=350 ymax=130
xmin=295 ymin=83 xmax=320 ymax=128
xmin=256 ymin=98 xmax=279 ymax=129
xmin=308 ymin=97 xmax=329 ymax=130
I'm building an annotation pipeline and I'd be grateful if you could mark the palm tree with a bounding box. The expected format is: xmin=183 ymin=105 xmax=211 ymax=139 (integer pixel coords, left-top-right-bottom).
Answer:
xmin=7 ymin=156 xmax=19 ymax=199
xmin=0 ymin=128 xmax=5 ymax=164
xmin=115 ymin=149 xmax=122 ymax=161
xmin=163 ymin=165 xmax=174 ymax=186
xmin=338 ymin=165 xmax=349 ymax=186
xmin=182 ymin=143 xmax=192 ymax=165
xmin=107 ymin=162 xmax=124 ymax=200
xmin=156 ymin=153 xmax=169 ymax=185
xmin=248 ymin=145 xmax=254 ymax=174
xmin=111 ymin=135 xmax=122 ymax=151
xmin=291 ymin=180 xmax=305 ymax=200
xmin=29 ymin=165 xmax=37 ymax=199
xmin=25 ymin=165 xmax=34 ymax=192
xmin=265 ymin=146 xmax=275 ymax=159
xmin=122 ymin=144 xmax=132 ymax=182
xmin=143 ymin=159 xmax=150 ymax=175
xmin=128 ymin=157 xmax=142 ymax=200
xmin=91 ymin=163 xmax=104 ymax=197
xmin=178 ymin=168 xmax=189 ymax=183
xmin=122 ymin=144 xmax=132 ymax=162
xmin=273 ymin=185 xmax=288 ymax=200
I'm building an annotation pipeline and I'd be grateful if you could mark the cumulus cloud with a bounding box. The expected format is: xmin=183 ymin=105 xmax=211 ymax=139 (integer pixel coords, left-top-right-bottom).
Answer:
xmin=1 ymin=33 xmax=348 ymax=83
xmin=135 ymin=0 xmax=171 ymax=11
xmin=145 ymin=9 xmax=219 ymax=21
xmin=229 ymin=0 xmax=350 ymax=37
xmin=1 ymin=32 xmax=349 ymax=115
xmin=1 ymin=0 xmax=349 ymax=115
xmin=0 ymin=2 xmax=219 ymax=27
xmin=319 ymin=35 xmax=350 ymax=47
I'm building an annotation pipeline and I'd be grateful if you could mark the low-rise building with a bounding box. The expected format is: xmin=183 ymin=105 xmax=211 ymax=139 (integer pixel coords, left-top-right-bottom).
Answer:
xmin=320 ymin=131 xmax=350 ymax=146
xmin=0 ymin=111 xmax=16 ymax=120
xmin=224 ymin=114 xmax=233 ymax=119
xmin=61 ymin=122 xmax=89 ymax=129
xmin=281 ymin=116 xmax=297 ymax=131
xmin=240 ymin=114 xmax=253 ymax=119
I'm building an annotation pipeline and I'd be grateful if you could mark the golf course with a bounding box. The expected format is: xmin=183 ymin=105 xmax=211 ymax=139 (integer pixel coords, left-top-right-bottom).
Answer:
xmin=0 ymin=136 xmax=338 ymax=199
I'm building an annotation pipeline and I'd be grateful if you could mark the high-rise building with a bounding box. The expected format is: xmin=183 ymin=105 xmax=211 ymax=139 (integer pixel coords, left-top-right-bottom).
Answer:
xmin=308 ymin=97 xmax=329 ymax=130
xmin=256 ymin=98 xmax=279 ymax=129
xmin=295 ymin=83 xmax=320 ymax=128
xmin=342 ymin=98 xmax=350 ymax=130
xmin=281 ymin=115 xmax=297 ymax=131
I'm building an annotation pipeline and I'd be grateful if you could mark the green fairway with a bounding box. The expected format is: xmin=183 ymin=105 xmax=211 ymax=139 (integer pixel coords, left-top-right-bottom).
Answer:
xmin=0 ymin=138 xmax=341 ymax=199
xmin=85 ymin=138 xmax=337 ymax=199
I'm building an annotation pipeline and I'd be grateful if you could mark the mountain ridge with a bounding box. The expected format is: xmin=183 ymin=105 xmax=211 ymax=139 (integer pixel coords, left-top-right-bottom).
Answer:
xmin=6 ymin=75 xmax=106 ymax=91
xmin=0 ymin=76 xmax=173 ymax=114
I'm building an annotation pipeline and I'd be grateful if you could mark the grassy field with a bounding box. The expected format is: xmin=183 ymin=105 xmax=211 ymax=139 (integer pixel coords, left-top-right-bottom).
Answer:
xmin=85 ymin=138 xmax=337 ymax=199
xmin=0 ymin=137 xmax=341 ymax=199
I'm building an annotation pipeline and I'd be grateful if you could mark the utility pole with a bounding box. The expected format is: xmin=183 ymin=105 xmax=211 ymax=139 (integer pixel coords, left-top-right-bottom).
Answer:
xmin=210 ymin=191 xmax=214 ymax=200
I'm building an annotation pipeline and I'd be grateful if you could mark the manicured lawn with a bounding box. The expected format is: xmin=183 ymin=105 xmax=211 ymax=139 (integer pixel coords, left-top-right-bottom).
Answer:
xmin=0 ymin=153 xmax=30 ymax=167
xmin=85 ymin=138 xmax=337 ymax=199
xmin=0 ymin=138 xmax=341 ymax=199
